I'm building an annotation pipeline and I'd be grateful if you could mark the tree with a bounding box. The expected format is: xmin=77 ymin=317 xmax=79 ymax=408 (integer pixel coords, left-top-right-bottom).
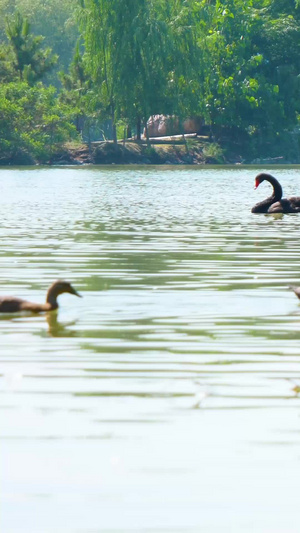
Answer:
xmin=79 ymin=0 xmax=191 ymax=142
xmin=59 ymin=41 xmax=103 ymax=142
xmin=0 ymin=81 xmax=77 ymax=163
xmin=5 ymin=11 xmax=58 ymax=84
xmin=0 ymin=42 xmax=15 ymax=82
xmin=194 ymin=0 xmax=300 ymax=157
xmin=0 ymin=0 xmax=79 ymax=85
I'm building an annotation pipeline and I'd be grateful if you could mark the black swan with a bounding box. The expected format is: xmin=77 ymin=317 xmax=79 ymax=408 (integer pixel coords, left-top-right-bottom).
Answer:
xmin=0 ymin=280 xmax=81 ymax=313
xmin=251 ymin=173 xmax=300 ymax=213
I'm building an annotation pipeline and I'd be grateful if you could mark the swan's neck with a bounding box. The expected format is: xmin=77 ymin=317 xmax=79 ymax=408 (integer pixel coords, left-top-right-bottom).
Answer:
xmin=252 ymin=175 xmax=282 ymax=213
xmin=265 ymin=175 xmax=283 ymax=202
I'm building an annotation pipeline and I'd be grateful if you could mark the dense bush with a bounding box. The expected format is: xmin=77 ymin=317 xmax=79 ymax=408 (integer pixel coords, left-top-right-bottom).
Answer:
xmin=0 ymin=82 xmax=77 ymax=163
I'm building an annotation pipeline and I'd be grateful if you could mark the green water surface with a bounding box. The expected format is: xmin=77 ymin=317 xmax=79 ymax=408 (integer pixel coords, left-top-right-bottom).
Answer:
xmin=1 ymin=165 xmax=300 ymax=533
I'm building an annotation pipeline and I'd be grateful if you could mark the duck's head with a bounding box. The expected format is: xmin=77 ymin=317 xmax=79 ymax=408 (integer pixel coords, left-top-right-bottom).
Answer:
xmin=47 ymin=280 xmax=81 ymax=302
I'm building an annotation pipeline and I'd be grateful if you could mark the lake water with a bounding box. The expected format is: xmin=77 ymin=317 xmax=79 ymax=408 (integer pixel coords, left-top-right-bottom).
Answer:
xmin=1 ymin=165 xmax=300 ymax=533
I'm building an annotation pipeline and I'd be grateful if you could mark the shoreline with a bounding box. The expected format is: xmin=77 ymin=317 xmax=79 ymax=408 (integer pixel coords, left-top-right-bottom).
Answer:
xmin=0 ymin=138 xmax=297 ymax=167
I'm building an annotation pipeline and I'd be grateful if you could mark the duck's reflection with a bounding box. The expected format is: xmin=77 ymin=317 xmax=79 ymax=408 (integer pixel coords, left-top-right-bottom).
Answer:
xmin=46 ymin=312 xmax=78 ymax=337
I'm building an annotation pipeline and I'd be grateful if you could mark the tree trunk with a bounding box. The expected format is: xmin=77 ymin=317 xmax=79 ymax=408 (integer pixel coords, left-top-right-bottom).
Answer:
xmin=182 ymin=133 xmax=189 ymax=155
xmin=136 ymin=118 xmax=141 ymax=141
xmin=111 ymin=103 xmax=117 ymax=145
xmin=144 ymin=121 xmax=150 ymax=147
xmin=112 ymin=123 xmax=117 ymax=145
xmin=87 ymin=119 xmax=92 ymax=155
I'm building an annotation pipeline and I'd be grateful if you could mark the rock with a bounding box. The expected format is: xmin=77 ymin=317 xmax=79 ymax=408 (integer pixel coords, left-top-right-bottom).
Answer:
xmin=145 ymin=115 xmax=203 ymax=138
xmin=146 ymin=115 xmax=179 ymax=137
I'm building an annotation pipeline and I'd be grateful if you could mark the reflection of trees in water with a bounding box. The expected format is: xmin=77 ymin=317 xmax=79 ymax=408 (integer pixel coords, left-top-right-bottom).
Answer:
xmin=73 ymin=218 xmax=173 ymax=291
xmin=46 ymin=312 xmax=77 ymax=338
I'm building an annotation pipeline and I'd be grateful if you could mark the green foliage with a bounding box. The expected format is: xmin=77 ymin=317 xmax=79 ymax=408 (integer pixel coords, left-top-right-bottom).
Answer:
xmin=194 ymin=0 xmax=300 ymax=155
xmin=76 ymin=0 xmax=300 ymax=156
xmin=79 ymin=0 xmax=195 ymax=140
xmin=0 ymin=42 xmax=15 ymax=81
xmin=202 ymin=142 xmax=224 ymax=163
xmin=0 ymin=0 xmax=79 ymax=84
xmin=0 ymin=81 xmax=77 ymax=163
xmin=1 ymin=0 xmax=300 ymax=162
xmin=59 ymin=42 xmax=107 ymax=142
xmin=59 ymin=43 xmax=88 ymax=125
xmin=5 ymin=11 xmax=58 ymax=84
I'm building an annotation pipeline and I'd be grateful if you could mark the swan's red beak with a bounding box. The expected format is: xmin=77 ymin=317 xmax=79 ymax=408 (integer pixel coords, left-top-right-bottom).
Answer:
xmin=254 ymin=177 xmax=260 ymax=190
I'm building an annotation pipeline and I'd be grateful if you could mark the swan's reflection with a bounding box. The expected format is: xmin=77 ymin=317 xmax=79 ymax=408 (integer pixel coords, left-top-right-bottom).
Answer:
xmin=46 ymin=312 xmax=78 ymax=337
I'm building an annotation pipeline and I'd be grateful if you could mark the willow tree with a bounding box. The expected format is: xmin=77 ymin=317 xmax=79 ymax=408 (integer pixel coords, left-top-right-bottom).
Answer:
xmin=78 ymin=0 xmax=189 ymax=142
xmin=163 ymin=0 xmax=207 ymax=126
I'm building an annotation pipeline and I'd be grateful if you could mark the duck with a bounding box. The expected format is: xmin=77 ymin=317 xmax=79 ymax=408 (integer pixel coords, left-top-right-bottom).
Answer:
xmin=251 ymin=173 xmax=300 ymax=213
xmin=0 ymin=280 xmax=81 ymax=313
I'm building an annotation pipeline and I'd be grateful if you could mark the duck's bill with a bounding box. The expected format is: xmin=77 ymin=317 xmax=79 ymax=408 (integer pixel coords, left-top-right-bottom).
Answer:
xmin=70 ymin=287 xmax=82 ymax=297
